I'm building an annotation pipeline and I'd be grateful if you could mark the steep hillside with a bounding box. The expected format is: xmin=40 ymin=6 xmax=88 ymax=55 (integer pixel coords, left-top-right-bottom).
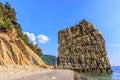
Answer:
xmin=0 ymin=2 xmax=47 ymax=68
xmin=40 ymin=55 xmax=56 ymax=66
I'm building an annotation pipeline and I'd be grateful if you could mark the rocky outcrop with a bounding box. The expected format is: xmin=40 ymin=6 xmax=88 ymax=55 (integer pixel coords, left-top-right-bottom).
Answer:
xmin=57 ymin=20 xmax=112 ymax=73
xmin=0 ymin=32 xmax=47 ymax=68
xmin=0 ymin=2 xmax=49 ymax=68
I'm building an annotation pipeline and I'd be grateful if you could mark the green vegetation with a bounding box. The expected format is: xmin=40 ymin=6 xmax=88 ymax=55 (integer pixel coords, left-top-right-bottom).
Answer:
xmin=0 ymin=2 xmax=42 ymax=55
xmin=40 ymin=55 xmax=56 ymax=66
xmin=0 ymin=2 xmax=56 ymax=66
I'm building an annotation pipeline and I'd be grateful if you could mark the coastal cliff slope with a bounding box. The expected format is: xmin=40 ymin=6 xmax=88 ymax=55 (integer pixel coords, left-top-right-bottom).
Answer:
xmin=0 ymin=32 xmax=46 ymax=67
xmin=0 ymin=2 xmax=47 ymax=68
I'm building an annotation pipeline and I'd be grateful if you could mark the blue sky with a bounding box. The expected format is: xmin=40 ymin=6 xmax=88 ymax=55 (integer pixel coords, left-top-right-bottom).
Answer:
xmin=1 ymin=0 xmax=120 ymax=66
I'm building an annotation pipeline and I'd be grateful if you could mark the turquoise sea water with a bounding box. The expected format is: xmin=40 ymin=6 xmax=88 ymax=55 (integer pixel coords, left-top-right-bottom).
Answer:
xmin=82 ymin=66 xmax=120 ymax=80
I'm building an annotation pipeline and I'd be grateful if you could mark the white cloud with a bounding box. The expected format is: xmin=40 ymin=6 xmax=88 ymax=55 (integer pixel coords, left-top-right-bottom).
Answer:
xmin=24 ymin=32 xmax=36 ymax=44
xmin=37 ymin=34 xmax=50 ymax=44
xmin=24 ymin=32 xmax=49 ymax=44
xmin=107 ymin=43 xmax=120 ymax=47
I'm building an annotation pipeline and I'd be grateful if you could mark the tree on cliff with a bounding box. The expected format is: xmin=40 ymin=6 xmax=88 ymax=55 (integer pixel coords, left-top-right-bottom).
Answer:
xmin=0 ymin=2 xmax=43 ymax=56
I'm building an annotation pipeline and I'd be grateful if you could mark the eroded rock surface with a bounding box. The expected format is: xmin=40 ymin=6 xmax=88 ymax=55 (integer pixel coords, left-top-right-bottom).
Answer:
xmin=0 ymin=2 xmax=48 ymax=68
xmin=57 ymin=20 xmax=112 ymax=73
xmin=0 ymin=32 xmax=47 ymax=68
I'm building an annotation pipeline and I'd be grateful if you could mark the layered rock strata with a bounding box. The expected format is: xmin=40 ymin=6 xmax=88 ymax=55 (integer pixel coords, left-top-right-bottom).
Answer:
xmin=0 ymin=2 xmax=48 ymax=68
xmin=0 ymin=32 xmax=47 ymax=68
xmin=57 ymin=20 xmax=112 ymax=73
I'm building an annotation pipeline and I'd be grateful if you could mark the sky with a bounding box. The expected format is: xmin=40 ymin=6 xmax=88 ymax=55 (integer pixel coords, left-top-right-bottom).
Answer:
xmin=0 ymin=0 xmax=120 ymax=66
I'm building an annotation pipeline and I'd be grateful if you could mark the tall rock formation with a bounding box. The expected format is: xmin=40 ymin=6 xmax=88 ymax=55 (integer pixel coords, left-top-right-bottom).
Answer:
xmin=57 ymin=20 xmax=112 ymax=73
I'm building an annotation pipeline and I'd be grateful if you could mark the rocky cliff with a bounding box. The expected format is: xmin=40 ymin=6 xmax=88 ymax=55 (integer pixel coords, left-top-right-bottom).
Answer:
xmin=0 ymin=2 xmax=47 ymax=68
xmin=57 ymin=20 xmax=112 ymax=73
xmin=0 ymin=32 xmax=47 ymax=67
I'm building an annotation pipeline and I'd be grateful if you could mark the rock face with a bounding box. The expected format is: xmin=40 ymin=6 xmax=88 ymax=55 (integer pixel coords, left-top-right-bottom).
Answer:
xmin=57 ymin=20 xmax=112 ymax=73
xmin=0 ymin=2 xmax=48 ymax=68
xmin=0 ymin=32 xmax=47 ymax=68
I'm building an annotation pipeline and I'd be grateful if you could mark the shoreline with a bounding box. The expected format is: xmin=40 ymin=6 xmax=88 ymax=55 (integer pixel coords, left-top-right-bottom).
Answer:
xmin=0 ymin=65 xmax=114 ymax=80
xmin=0 ymin=65 xmax=86 ymax=80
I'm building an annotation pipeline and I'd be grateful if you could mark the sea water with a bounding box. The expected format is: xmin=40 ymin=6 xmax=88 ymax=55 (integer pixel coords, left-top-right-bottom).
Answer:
xmin=112 ymin=66 xmax=120 ymax=80
xmin=81 ymin=66 xmax=120 ymax=80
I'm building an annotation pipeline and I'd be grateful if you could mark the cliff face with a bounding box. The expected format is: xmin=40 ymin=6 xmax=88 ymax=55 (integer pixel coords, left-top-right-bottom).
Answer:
xmin=0 ymin=32 xmax=47 ymax=67
xmin=0 ymin=2 xmax=47 ymax=68
xmin=57 ymin=20 xmax=112 ymax=73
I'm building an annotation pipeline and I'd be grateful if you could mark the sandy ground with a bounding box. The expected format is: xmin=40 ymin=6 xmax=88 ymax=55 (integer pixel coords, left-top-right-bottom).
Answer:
xmin=0 ymin=65 xmax=41 ymax=80
xmin=0 ymin=65 xmax=85 ymax=80
xmin=14 ymin=69 xmax=75 ymax=80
